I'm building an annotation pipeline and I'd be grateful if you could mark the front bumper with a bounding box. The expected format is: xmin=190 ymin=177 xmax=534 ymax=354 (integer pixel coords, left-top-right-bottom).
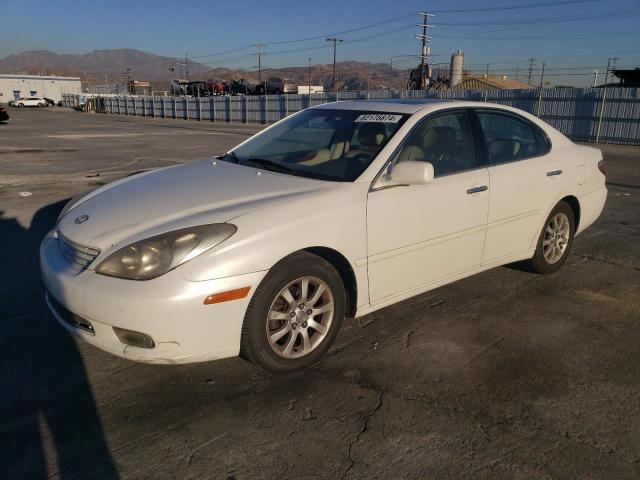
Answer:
xmin=40 ymin=231 xmax=267 ymax=364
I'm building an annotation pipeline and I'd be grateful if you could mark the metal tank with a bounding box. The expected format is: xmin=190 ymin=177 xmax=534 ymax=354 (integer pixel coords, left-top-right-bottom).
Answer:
xmin=450 ymin=50 xmax=464 ymax=88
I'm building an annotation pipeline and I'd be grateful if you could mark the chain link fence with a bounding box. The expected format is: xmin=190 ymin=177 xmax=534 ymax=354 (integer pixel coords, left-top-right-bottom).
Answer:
xmin=63 ymin=87 xmax=640 ymax=145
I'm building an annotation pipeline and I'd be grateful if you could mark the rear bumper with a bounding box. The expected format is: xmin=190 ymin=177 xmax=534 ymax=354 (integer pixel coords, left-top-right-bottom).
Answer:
xmin=576 ymin=186 xmax=607 ymax=235
xmin=40 ymin=231 xmax=268 ymax=364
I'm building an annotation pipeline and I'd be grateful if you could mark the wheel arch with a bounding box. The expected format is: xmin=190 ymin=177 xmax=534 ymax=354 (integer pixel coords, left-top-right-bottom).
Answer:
xmin=560 ymin=195 xmax=581 ymax=231
xmin=302 ymin=246 xmax=358 ymax=318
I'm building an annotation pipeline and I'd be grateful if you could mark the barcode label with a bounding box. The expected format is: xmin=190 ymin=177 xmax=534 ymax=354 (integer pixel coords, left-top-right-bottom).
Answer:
xmin=354 ymin=114 xmax=402 ymax=123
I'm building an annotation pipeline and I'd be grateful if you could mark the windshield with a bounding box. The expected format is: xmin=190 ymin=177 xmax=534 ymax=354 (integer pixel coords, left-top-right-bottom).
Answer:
xmin=225 ymin=109 xmax=408 ymax=181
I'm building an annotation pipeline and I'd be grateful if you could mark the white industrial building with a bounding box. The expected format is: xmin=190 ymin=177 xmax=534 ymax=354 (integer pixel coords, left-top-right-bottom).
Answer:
xmin=0 ymin=74 xmax=82 ymax=104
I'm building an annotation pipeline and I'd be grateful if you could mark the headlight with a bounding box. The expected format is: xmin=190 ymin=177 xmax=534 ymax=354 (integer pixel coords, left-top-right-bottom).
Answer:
xmin=95 ymin=224 xmax=237 ymax=280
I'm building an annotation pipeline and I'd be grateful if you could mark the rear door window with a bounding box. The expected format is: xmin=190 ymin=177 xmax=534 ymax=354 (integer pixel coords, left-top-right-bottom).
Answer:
xmin=475 ymin=110 xmax=550 ymax=164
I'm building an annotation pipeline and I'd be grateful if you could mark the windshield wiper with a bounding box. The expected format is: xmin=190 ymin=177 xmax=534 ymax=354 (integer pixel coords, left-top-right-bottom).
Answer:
xmin=247 ymin=158 xmax=297 ymax=175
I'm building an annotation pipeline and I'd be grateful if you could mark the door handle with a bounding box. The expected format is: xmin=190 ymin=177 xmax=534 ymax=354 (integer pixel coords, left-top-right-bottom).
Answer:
xmin=466 ymin=185 xmax=488 ymax=194
xmin=546 ymin=169 xmax=563 ymax=177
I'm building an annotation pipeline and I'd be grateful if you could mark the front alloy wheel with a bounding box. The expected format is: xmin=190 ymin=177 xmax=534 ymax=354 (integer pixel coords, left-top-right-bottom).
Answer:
xmin=266 ymin=276 xmax=334 ymax=359
xmin=241 ymin=252 xmax=345 ymax=373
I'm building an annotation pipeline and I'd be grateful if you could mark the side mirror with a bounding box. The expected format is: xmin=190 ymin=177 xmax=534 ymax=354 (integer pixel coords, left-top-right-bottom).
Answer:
xmin=390 ymin=161 xmax=434 ymax=185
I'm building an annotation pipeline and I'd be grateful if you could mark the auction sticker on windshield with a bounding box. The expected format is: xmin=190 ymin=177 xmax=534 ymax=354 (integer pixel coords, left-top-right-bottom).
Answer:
xmin=354 ymin=114 xmax=402 ymax=123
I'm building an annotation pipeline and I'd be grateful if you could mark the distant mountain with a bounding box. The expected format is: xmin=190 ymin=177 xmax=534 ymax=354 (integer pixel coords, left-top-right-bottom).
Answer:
xmin=0 ymin=49 xmax=209 ymax=83
xmin=0 ymin=49 xmax=414 ymax=90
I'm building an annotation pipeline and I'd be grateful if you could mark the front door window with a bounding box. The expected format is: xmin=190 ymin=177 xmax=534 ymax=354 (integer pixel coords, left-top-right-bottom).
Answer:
xmin=391 ymin=110 xmax=479 ymax=176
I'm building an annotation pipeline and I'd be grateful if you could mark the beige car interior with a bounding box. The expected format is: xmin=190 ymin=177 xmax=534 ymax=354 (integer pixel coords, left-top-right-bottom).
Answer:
xmin=488 ymin=138 xmax=521 ymax=162
xmin=299 ymin=122 xmax=388 ymax=166
xmin=393 ymin=124 xmax=472 ymax=175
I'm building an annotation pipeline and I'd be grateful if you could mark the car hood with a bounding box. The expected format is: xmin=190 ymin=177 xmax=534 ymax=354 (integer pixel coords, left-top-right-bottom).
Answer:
xmin=58 ymin=158 xmax=332 ymax=250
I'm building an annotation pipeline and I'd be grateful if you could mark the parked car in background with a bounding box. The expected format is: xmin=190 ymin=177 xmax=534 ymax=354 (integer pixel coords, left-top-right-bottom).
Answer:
xmin=0 ymin=106 xmax=9 ymax=121
xmin=43 ymin=97 xmax=56 ymax=107
xmin=185 ymin=81 xmax=210 ymax=97
xmin=14 ymin=97 xmax=47 ymax=108
xmin=266 ymin=77 xmax=298 ymax=94
xmin=41 ymin=100 xmax=606 ymax=374
xmin=206 ymin=79 xmax=229 ymax=96
xmin=229 ymin=78 xmax=258 ymax=95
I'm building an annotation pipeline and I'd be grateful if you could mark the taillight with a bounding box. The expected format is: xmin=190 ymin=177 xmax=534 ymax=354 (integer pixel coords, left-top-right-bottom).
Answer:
xmin=597 ymin=159 xmax=606 ymax=176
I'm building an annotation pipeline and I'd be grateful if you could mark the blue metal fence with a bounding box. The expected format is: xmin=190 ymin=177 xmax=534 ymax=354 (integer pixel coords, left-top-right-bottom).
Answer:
xmin=63 ymin=87 xmax=640 ymax=145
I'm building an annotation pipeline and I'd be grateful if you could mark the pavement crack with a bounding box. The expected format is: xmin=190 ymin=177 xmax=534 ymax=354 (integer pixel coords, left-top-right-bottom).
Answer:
xmin=341 ymin=390 xmax=384 ymax=480
xmin=576 ymin=253 xmax=639 ymax=271
xmin=404 ymin=329 xmax=415 ymax=348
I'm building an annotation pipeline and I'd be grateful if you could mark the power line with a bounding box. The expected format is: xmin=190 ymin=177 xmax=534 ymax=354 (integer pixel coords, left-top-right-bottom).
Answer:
xmin=434 ymin=9 xmax=640 ymax=27
xmin=430 ymin=0 xmax=602 ymax=14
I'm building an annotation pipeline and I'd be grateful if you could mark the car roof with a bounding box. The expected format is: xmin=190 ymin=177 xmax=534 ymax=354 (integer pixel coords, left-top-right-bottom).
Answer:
xmin=311 ymin=98 xmax=456 ymax=114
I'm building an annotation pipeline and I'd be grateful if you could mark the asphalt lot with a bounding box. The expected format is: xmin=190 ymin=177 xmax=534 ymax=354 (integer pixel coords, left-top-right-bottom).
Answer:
xmin=1 ymin=107 xmax=639 ymax=479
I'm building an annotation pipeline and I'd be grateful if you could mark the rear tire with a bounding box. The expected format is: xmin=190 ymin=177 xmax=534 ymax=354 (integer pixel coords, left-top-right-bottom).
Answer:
xmin=240 ymin=252 xmax=345 ymax=374
xmin=528 ymin=201 xmax=575 ymax=274
xmin=37 ymin=103 xmax=45 ymax=108
xmin=18 ymin=103 xmax=24 ymax=108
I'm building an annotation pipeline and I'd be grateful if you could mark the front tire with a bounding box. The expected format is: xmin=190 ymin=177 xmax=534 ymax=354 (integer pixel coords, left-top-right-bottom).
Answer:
xmin=240 ymin=252 xmax=345 ymax=374
xmin=529 ymin=201 xmax=575 ymax=274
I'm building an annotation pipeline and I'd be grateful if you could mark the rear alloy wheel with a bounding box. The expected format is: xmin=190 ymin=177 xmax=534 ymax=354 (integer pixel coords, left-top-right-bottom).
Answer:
xmin=529 ymin=201 xmax=575 ymax=274
xmin=241 ymin=252 xmax=345 ymax=373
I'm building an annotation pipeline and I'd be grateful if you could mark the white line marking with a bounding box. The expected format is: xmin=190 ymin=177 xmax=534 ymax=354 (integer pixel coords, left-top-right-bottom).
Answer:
xmin=45 ymin=131 xmax=241 ymax=139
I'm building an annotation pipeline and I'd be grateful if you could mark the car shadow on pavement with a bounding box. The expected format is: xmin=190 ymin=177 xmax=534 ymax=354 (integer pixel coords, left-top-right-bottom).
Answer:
xmin=0 ymin=201 xmax=118 ymax=479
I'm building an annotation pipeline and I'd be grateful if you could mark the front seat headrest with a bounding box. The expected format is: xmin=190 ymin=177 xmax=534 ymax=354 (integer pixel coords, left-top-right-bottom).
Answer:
xmin=358 ymin=122 xmax=387 ymax=148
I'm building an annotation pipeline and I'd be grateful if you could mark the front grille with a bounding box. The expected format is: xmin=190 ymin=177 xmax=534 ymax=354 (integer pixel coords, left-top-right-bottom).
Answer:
xmin=58 ymin=232 xmax=100 ymax=270
xmin=46 ymin=291 xmax=95 ymax=334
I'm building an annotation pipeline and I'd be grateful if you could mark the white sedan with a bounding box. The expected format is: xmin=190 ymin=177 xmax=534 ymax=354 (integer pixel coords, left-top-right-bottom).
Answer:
xmin=41 ymin=100 xmax=607 ymax=373
xmin=13 ymin=97 xmax=47 ymax=108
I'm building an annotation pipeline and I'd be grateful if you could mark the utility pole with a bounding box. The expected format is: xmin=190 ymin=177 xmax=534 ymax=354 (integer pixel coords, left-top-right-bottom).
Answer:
xmin=514 ymin=67 xmax=519 ymax=81
xmin=176 ymin=58 xmax=185 ymax=79
xmin=536 ymin=61 xmax=546 ymax=116
xmin=486 ymin=63 xmax=490 ymax=79
xmin=185 ymin=53 xmax=189 ymax=81
xmin=254 ymin=44 xmax=266 ymax=93
xmin=603 ymin=57 xmax=611 ymax=86
xmin=527 ymin=58 xmax=535 ymax=85
xmin=308 ymin=57 xmax=312 ymax=92
xmin=604 ymin=56 xmax=618 ymax=86
xmin=326 ymin=37 xmax=343 ymax=92
xmin=416 ymin=12 xmax=434 ymax=89
xmin=592 ymin=70 xmax=599 ymax=87
xmin=124 ymin=67 xmax=131 ymax=94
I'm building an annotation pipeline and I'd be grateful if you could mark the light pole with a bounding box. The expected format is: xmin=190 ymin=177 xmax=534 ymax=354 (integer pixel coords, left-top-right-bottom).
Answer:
xmin=592 ymin=70 xmax=599 ymax=88
xmin=325 ymin=38 xmax=343 ymax=92
xmin=308 ymin=57 xmax=312 ymax=93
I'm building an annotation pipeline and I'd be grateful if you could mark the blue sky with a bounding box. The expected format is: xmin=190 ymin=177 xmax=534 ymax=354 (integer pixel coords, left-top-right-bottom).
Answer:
xmin=1 ymin=0 xmax=639 ymax=86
